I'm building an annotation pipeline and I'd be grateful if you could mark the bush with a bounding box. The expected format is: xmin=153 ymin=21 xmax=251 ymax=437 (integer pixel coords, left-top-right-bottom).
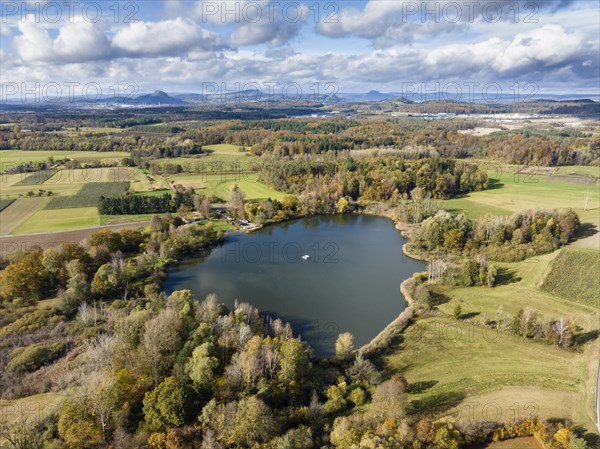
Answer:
xmin=6 ymin=342 xmax=66 ymax=373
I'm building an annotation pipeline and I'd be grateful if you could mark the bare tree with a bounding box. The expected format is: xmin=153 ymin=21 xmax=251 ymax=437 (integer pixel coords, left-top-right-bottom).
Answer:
xmin=554 ymin=317 xmax=570 ymax=347
xmin=78 ymin=302 xmax=91 ymax=325
xmin=521 ymin=306 xmax=537 ymax=337
xmin=82 ymin=372 xmax=117 ymax=443
xmin=427 ymin=258 xmax=446 ymax=284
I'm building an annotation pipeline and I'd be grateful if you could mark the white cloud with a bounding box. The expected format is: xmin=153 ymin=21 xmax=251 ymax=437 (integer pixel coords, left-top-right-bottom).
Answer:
xmin=112 ymin=18 xmax=226 ymax=56
xmin=13 ymin=18 xmax=55 ymax=63
xmin=492 ymin=25 xmax=584 ymax=72
xmin=230 ymin=4 xmax=308 ymax=46
xmin=53 ymin=21 xmax=112 ymax=62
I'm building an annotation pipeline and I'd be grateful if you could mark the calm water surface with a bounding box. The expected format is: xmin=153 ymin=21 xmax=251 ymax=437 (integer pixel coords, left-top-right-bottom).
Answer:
xmin=164 ymin=214 xmax=425 ymax=355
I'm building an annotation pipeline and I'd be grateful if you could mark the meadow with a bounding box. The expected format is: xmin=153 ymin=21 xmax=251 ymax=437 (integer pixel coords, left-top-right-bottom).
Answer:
xmin=0 ymin=198 xmax=50 ymax=235
xmin=444 ymin=169 xmax=600 ymax=249
xmin=14 ymin=207 xmax=101 ymax=234
xmin=151 ymin=143 xmax=260 ymax=172
xmin=0 ymin=150 xmax=130 ymax=166
xmin=167 ymin=172 xmax=286 ymax=201
xmin=384 ymin=248 xmax=599 ymax=430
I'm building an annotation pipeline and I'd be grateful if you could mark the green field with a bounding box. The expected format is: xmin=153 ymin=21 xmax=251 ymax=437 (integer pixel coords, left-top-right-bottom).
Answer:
xmin=0 ymin=150 xmax=130 ymax=165
xmin=0 ymin=197 xmax=50 ymax=235
xmin=444 ymin=172 xmax=600 ymax=249
xmin=14 ymin=207 xmax=101 ymax=234
xmin=167 ymin=172 xmax=285 ymax=201
xmin=540 ymin=249 xmax=600 ymax=307
xmin=383 ymin=250 xmax=599 ymax=430
xmin=45 ymin=182 xmax=129 ymax=209
xmin=152 ymin=143 xmax=260 ymax=172
xmin=1 ymin=168 xmax=145 ymax=200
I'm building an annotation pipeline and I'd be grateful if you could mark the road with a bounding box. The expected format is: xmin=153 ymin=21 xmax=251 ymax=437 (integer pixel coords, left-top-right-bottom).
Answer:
xmin=0 ymin=221 xmax=149 ymax=258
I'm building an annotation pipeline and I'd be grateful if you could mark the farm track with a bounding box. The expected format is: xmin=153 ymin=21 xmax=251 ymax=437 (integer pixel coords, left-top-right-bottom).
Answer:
xmin=0 ymin=221 xmax=149 ymax=259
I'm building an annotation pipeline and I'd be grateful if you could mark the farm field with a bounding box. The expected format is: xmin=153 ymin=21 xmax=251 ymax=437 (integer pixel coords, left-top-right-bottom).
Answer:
xmin=0 ymin=197 xmax=50 ymax=235
xmin=45 ymin=182 xmax=129 ymax=209
xmin=0 ymin=199 xmax=14 ymax=212
xmin=1 ymin=167 xmax=143 ymax=200
xmin=167 ymin=172 xmax=286 ymax=201
xmin=14 ymin=169 xmax=58 ymax=185
xmin=384 ymin=250 xmax=600 ymax=431
xmin=540 ymin=248 xmax=600 ymax=307
xmin=384 ymin=315 xmax=594 ymax=428
xmin=14 ymin=207 xmax=101 ymax=234
xmin=152 ymin=143 xmax=260 ymax=172
xmin=0 ymin=150 xmax=130 ymax=165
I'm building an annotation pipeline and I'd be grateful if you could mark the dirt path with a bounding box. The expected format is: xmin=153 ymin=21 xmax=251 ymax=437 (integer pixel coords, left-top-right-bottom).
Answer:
xmin=0 ymin=221 xmax=149 ymax=259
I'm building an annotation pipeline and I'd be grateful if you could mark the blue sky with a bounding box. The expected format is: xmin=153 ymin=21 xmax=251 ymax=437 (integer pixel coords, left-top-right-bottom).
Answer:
xmin=0 ymin=0 xmax=598 ymax=97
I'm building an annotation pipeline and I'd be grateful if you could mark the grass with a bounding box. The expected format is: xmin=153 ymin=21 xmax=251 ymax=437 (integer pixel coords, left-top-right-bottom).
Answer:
xmin=482 ymin=437 xmax=542 ymax=449
xmin=152 ymin=143 xmax=260 ymax=172
xmin=0 ymin=198 xmax=50 ymax=235
xmin=557 ymin=165 xmax=600 ymax=178
xmin=100 ymin=213 xmax=155 ymax=225
xmin=444 ymin=172 xmax=600 ymax=250
xmin=446 ymin=174 xmax=599 ymax=218
xmin=14 ymin=207 xmax=101 ymax=234
xmin=382 ymin=251 xmax=600 ymax=430
xmin=1 ymin=168 xmax=144 ymax=200
xmin=539 ymin=249 xmax=600 ymax=307
xmin=0 ymin=150 xmax=129 ymax=166
xmin=167 ymin=173 xmax=286 ymax=201
xmin=45 ymin=182 xmax=129 ymax=209
xmin=0 ymin=392 xmax=64 ymax=427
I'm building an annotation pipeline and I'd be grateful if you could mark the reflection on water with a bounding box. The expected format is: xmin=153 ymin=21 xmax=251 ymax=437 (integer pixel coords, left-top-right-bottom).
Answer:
xmin=164 ymin=214 xmax=425 ymax=355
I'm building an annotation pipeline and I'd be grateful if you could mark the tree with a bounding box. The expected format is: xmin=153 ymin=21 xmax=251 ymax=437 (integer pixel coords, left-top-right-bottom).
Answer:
xmin=452 ymin=304 xmax=462 ymax=320
xmin=278 ymin=339 xmax=311 ymax=392
xmin=91 ymin=263 xmax=119 ymax=299
xmin=554 ymin=317 xmax=571 ymax=347
xmin=335 ymin=332 xmax=355 ymax=361
xmin=143 ymin=377 xmax=191 ymax=432
xmin=186 ymin=343 xmax=219 ymax=391
xmin=433 ymin=421 xmax=464 ymax=449
xmin=336 ymin=197 xmax=349 ymax=214
xmin=369 ymin=377 xmax=407 ymax=421
xmin=142 ymin=308 xmax=183 ymax=384
xmin=61 ymin=260 xmax=91 ymax=315
xmin=0 ymin=250 xmax=48 ymax=301
xmin=229 ymin=185 xmax=246 ymax=218
xmin=231 ymin=396 xmax=278 ymax=447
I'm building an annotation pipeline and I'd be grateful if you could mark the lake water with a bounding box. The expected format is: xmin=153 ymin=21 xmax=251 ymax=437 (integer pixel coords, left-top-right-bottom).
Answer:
xmin=164 ymin=214 xmax=425 ymax=355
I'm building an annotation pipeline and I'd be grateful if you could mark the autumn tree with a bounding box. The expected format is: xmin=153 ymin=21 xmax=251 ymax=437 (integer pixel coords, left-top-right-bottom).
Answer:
xmin=143 ymin=377 xmax=191 ymax=432
xmin=335 ymin=332 xmax=355 ymax=361
xmin=0 ymin=250 xmax=49 ymax=301
xmin=229 ymin=185 xmax=246 ymax=218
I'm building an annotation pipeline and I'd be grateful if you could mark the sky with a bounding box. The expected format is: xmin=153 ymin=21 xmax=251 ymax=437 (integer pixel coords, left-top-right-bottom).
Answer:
xmin=0 ymin=0 xmax=599 ymax=100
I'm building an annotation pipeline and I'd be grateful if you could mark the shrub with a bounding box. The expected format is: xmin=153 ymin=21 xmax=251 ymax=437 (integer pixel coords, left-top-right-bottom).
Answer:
xmin=6 ymin=342 xmax=66 ymax=373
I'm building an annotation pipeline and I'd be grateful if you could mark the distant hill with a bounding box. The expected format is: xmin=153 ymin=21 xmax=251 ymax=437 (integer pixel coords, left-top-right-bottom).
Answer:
xmin=134 ymin=90 xmax=187 ymax=105
xmin=337 ymin=90 xmax=404 ymax=102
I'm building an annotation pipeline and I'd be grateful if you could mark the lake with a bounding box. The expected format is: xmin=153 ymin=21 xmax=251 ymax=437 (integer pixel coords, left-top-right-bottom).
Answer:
xmin=164 ymin=214 xmax=425 ymax=355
